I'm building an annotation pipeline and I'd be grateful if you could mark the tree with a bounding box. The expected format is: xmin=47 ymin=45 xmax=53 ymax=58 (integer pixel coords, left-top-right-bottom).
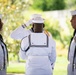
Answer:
xmin=0 ymin=0 xmax=32 ymax=61
xmin=52 ymin=0 xmax=66 ymax=10
xmin=31 ymin=0 xmax=66 ymax=11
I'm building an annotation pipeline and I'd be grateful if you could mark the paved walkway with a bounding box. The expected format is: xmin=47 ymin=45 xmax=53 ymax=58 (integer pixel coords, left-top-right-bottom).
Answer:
xmin=7 ymin=73 xmax=24 ymax=75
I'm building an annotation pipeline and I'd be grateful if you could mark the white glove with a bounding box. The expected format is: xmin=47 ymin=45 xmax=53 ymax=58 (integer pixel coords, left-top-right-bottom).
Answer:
xmin=22 ymin=20 xmax=32 ymax=28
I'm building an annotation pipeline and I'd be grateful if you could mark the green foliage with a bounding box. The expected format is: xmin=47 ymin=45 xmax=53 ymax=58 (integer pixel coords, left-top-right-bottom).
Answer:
xmin=52 ymin=0 xmax=66 ymax=10
xmin=65 ymin=0 xmax=76 ymax=9
xmin=44 ymin=17 xmax=73 ymax=48
xmin=31 ymin=0 xmax=66 ymax=11
xmin=0 ymin=0 xmax=32 ymax=57
xmin=44 ymin=18 xmax=61 ymax=40
xmin=32 ymin=0 xmax=52 ymax=11
xmin=64 ymin=17 xmax=74 ymax=46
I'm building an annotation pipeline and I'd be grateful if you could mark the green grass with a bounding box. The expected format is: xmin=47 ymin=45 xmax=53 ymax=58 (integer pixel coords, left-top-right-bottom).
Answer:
xmin=7 ymin=56 xmax=68 ymax=75
xmin=53 ymin=56 xmax=68 ymax=75
xmin=7 ymin=62 xmax=25 ymax=73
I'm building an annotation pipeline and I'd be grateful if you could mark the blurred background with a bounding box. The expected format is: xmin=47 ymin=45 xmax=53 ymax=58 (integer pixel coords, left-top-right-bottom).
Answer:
xmin=0 ymin=0 xmax=76 ymax=75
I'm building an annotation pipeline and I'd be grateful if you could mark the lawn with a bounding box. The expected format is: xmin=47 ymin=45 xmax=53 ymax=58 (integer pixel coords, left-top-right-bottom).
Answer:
xmin=7 ymin=56 xmax=68 ymax=75
xmin=54 ymin=56 xmax=68 ymax=75
xmin=7 ymin=62 xmax=25 ymax=73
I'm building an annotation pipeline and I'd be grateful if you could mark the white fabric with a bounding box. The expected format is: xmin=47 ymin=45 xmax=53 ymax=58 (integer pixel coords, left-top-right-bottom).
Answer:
xmin=19 ymin=32 xmax=56 ymax=75
xmin=67 ymin=63 xmax=73 ymax=75
xmin=0 ymin=45 xmax=4 ymax=69
xmin=1 ymin=41 xmax=8 ymax=65
xmin=71 ymin=10 xmax=76 ymax=16
xmin=68 ymin=35 xmax=76 ymax=75
xmin=0 ymin=40 xmax=8 ymax=70
xmin=30 ymin=33 xmax=47 ymax=45
xmin=10 ymin=26 xmax=31 ymax=40
xmin=31 ymin=14 xmax=44 ymax=23
xmin=10 ymin=24 xmax=56 ymax=75
xmin=25 ymin=20 xmax=32 ymax=26
xmin=0 ymin=69 xmax=6 ymax=75
xmin=26 ymin=56 xmax=52 ymax=75
xmin=10 ymin=14 xmax=45 ymax=40
xmin=69 ymin=39 xmax=76 ymax=63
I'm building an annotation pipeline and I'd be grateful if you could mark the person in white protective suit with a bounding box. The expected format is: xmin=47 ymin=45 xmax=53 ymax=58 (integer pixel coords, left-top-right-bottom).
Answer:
xmin=10 ymin=14 xmax=56 ymax=75
xmin=67 ymin=10 xmax=76 ymax=75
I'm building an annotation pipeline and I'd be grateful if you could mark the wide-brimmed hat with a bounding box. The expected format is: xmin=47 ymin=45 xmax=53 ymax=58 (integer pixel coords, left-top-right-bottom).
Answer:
xmin=0 ymin=14 xmax=2 ymax=19
xmin=71 ymin=10 xmax=76 ymax=16
xmin=31 ymin=14 xmax=44 ymax=23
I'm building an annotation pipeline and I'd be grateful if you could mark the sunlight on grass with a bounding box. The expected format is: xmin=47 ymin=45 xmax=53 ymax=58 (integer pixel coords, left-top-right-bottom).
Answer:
xmin=54 ymin=56 xmax=68 ymax=75
xmin=7 ymin=62 xmax=25 ymax=73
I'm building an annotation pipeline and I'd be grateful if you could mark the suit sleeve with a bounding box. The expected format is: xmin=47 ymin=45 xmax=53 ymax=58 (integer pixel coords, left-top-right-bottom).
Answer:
xmin=10 ymin=26 xmax=31 ymax=40
xmin=48 ymin=38 xmax=56 ymax=69
xmin=19 ymin=37 xmax=29 ymax=60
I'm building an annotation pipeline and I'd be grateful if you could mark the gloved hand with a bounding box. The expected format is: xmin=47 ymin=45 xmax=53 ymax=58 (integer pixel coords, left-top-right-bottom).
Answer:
xmin=22 ymin=19 xmax=32 ymax=28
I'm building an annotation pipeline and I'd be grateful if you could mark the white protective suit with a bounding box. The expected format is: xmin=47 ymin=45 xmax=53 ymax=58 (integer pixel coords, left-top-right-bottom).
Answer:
xmin=11 ymin=25 xmax=56 ymax=75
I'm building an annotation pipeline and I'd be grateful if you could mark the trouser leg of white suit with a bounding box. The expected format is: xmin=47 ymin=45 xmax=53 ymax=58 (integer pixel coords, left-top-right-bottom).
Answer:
xmin=0 ymin=69 xmax=6 ymax=75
